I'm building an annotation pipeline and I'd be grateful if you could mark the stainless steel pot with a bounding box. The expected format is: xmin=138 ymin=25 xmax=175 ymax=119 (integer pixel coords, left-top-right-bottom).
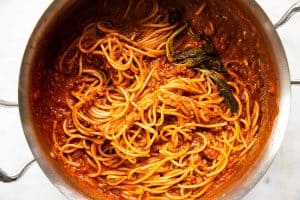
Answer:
xmin=1 ymin=0 xmax=300 ymax=199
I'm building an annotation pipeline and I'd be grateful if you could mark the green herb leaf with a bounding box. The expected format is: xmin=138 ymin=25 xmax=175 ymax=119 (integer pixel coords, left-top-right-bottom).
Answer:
xmin=172 ymin=47 xmax=227 ymax=74
xmin=171 ymin=34 xmax=227 ymax=74
xmin=209 ymin=72 xmax=238 ymax=113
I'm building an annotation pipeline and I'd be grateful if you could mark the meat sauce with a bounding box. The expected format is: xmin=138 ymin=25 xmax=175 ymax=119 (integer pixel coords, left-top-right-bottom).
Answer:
xmin=30 ymin=0 xmax=278 ymax=199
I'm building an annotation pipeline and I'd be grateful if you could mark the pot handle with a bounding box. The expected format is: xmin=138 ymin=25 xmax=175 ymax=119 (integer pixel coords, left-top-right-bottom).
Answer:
xmin=0 ymin=1 xmax=299 ymax=184
xmin=275 ymin=2 xmax=300 ymax=29
xmin=0 ymin=100 xmax=35 ymax=183
xmin=275 ymin=1 xmax=300 ymax=85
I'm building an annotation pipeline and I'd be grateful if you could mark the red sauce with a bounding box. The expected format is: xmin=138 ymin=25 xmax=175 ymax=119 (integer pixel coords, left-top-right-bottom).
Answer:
xmin=30 ymin=0 xmax=278 ymax=199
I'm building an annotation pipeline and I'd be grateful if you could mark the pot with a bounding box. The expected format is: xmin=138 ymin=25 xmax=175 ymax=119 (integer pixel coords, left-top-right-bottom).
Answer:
xmin=0 ymin=0 xmax=299 ymax=199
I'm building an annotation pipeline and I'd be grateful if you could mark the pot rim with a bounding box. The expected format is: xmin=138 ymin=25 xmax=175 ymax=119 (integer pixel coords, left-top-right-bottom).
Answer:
xmin=18 ymin=0 xmax=291 ymax=199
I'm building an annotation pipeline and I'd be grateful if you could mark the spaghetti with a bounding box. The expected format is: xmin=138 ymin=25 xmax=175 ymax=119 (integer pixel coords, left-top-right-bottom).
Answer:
xmin=51 ymin=1 xmax=260 ymax=199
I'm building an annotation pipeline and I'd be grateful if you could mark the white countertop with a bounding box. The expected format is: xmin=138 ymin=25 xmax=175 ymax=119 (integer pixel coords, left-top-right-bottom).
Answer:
xmin=0 ymin=0 xmax=299 ymax=199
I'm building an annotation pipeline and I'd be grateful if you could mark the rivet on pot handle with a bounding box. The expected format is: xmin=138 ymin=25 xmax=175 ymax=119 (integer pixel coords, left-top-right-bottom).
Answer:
xmin=0 ymin=100 xmax=36 ymax=182
xmin=275 ymin=1 xmax=300 ymax=85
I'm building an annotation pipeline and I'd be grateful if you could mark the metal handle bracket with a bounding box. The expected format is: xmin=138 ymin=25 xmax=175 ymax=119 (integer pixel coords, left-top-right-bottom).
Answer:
xmin=0 ymin=99 xmax=18 ymax=108
xmin=0 ymin=99 xmax=35 ymax=183
xmin=0 ymin=159 xmax=35 ymax=183
xmin=275 ymin=2 xmax=300 ymax=29
xmin=275 ymin=1 xmax=300 ymax=85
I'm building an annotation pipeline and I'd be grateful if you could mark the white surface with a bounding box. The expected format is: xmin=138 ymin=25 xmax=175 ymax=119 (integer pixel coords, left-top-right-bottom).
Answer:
xmin=0 ymin=0 xmax=299 ymax=199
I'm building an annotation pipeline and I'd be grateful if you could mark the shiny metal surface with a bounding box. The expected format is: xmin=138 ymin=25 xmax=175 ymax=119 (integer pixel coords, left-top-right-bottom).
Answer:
xmin=19 ymin=1 xmax=92 ymax=199
xmin=0 ymin=100 xmax=34 ymax=183
xmin=13 ymin=0 xmax=292 ymax=199
xmin=0 ymin=160 xmax=35 ymax=183
xmin=217 ymin=0 xmax=291 ymax=198
xmin=0 ymin=100 xmax=18 ymax=107
xmin=291 ymin=80 xmax=300 ymax=85
xmin=275 ymin=2 xmax=300 ymax=29
xmin=274 ymin=1 xmax=300 ymax=84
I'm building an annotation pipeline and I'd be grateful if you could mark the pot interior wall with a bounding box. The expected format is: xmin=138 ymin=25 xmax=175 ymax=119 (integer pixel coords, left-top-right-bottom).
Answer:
xmin=19 ymin=0 xmax=289 ymax=199
xmin=20 ymin=1 xmax=111 ymax=199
